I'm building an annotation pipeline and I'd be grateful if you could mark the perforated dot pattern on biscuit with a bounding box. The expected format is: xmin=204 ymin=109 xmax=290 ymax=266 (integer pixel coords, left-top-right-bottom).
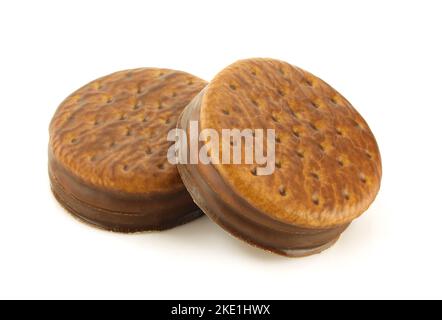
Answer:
xmin=200 ymin=58 xmax=382 ymax=228
xmin=50 ymin=68 xmax=207 ymax=194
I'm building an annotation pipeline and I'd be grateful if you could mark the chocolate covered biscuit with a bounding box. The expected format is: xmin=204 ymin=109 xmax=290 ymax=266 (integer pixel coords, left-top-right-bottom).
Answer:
xmin=49 ymin=68 xmax=207 ymax=232
xmin=177 ymin=58 xmax=382 ymax=256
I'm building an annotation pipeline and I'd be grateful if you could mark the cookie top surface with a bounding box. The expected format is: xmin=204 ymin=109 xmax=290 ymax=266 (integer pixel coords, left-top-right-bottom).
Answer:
xmin=200 ymin=58 xmax=381 ymax=228
xmin=50 ymin=68 xmax=207 ymax=194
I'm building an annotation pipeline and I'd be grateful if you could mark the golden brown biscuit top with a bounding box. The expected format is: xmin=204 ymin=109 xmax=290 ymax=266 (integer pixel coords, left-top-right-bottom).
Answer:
xmin=50 ymin=68 xmax=206 ymax=194
xmin=200 ymin=58 xmax=381 ymax=228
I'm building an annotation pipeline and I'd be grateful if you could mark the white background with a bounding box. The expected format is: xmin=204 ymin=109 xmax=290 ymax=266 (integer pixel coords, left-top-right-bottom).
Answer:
xmin=0 ymin=0 xmax=441 ymax=300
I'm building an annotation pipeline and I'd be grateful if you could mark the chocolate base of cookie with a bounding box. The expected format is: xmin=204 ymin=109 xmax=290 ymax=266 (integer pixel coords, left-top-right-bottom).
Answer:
xmin=177 ymin=160 xmax=343 ymax=257
xmin=49 ymin=154 xmax=202 ymax=233
xmin=50 ymin=172 xmax=202 ymax=233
